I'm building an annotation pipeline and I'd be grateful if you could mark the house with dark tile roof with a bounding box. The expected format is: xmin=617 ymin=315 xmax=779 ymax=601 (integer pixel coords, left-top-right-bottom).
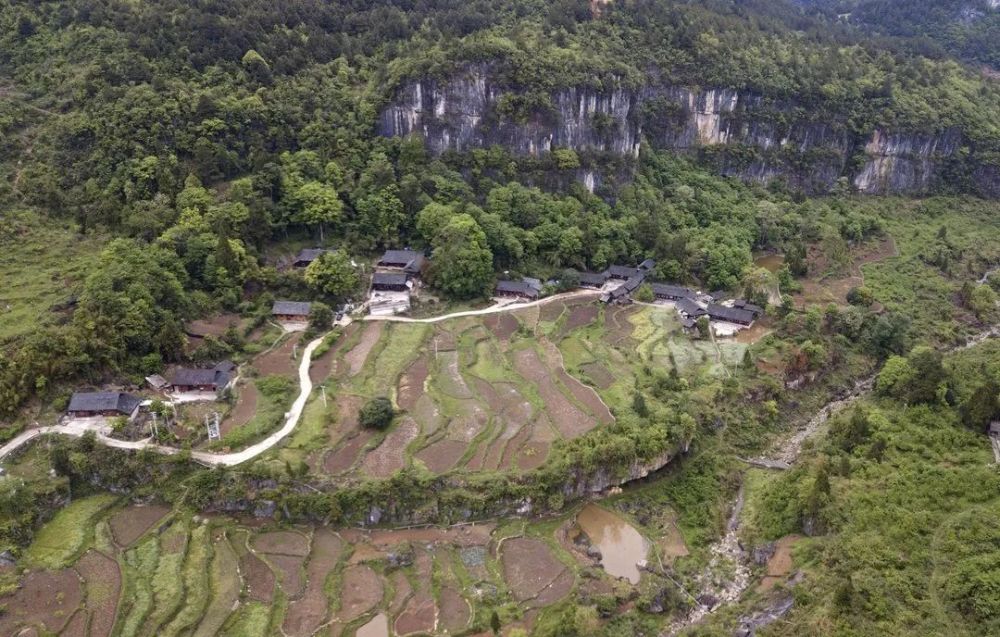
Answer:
xmin=272 ymin=301 xmax=312 ymax=321
xmin=67 ymin=392 xmax=141 ymax=420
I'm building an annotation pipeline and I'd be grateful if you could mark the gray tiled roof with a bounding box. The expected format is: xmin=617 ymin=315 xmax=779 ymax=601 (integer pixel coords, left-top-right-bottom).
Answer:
xmin=67 ymin=392 xmax=140 ymax=414
xmin=707 ymin=304 xmax=756 ymax=324
xmin=169 ymin=368 xmax=230 ymax=388
xmin=373 ymin=272 xmax=409 ymax=287
xmin=272 ymin=300 xmax=312 ymax=316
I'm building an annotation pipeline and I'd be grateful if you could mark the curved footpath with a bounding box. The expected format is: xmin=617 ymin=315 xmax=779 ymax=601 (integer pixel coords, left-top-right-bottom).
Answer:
xmin=363 ymin=289 xmax=600 ymax=323
xmin=0 ymin=333 xmax=326 ymax=467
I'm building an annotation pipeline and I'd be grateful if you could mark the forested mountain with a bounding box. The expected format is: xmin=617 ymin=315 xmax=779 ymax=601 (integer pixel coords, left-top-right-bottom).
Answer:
xmin=797 ymin=0 xmax=1000 ymax=70
xmin=0 ymin=0 xmax=998 ymax=418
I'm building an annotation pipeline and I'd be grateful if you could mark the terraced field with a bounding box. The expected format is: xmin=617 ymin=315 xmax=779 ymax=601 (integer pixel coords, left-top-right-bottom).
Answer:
xmin=265 ymin=299 xmax=747 ymax=482
xmin=289 ymin=300 xmax=623 ymax=479
xmin=1 ymin=495 xmax=674 ymax=637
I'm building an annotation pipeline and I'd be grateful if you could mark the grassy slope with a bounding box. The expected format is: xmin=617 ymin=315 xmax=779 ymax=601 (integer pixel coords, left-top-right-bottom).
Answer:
xmin=0 ymin=212 xmax=107 ymax=341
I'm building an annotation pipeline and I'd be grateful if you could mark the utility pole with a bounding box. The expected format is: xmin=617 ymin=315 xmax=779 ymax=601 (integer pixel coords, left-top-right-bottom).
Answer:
xmin=321 ymin=386 xmax=327 ymax=408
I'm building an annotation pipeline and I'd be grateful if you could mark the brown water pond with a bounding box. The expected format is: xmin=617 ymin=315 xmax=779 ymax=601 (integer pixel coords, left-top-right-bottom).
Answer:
xmin=356 ymin=612 xmax=388 ymax=637
xmin=576 ymin=504 xmax=650 ymax=584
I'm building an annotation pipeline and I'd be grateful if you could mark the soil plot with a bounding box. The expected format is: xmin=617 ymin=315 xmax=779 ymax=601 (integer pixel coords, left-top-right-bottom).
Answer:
xmin=74 ymin=550 xmax=122 ymax=637
xmin=283 ymin=529 xmax=343 ymax=636
xmin=501 ymin=537 xmax=573 ymax=606
xmin=0 ymin=569 xmax=84 ymax=634
xmin=109 ymin=503 xmax=171 ymax=548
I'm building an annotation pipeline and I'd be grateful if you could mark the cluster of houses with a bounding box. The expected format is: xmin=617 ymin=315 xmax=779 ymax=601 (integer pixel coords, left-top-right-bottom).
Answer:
xmin=369 ymin=249 xmax=429 ymax=316
xmin=494 ymin=258 xmax=764 ymax=333
xmin=67 ymin=360 xmax=236 ymax=424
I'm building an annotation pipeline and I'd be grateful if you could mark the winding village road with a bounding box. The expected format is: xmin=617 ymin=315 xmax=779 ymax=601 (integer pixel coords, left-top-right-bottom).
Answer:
xmin=0 ymin=333 xmax=326 ymax=467
xmin=0 ymin=288 xmax=602 ymax=467
xmin=362 ymin=289 xmax=601 ymax=323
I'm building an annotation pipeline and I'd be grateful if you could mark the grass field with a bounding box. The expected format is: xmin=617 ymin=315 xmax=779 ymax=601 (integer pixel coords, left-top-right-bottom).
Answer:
xmin=24 ymin=494 xmax=116 ymax=568
xmin=0 ymin=211 xmax=107 ymax=341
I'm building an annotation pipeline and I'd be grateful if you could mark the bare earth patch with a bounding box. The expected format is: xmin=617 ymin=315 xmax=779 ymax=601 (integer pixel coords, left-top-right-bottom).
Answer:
xmin=757 ymin=535 xmax=801 ymax=592
xmin=345 ymin=323 xmax=385 ymax=376
xmin=265 ymin=553 xmax=306 ymax=599
xmin=361 ymin=417 xmax=419 ymax=477
xmin=562 ymin=302 xmax=598 ymax=334
xmin=483 ymin=313 xmax=520 ymax=340
xmin=253 ymin=333 xmax=302 ymax=378
xmin=501 ymin=537 xmax=573 ymax=606
xmin=397 ymin=355 xmax=430 ymax=411
xmin=0 ymin=569 xmax=84 ymax=634
xmin=324 ymin=430 xmax=373 ymax=474
xmin=60 ymin=610 xmax=89 ymax=637
xmin=74 ymin=550 xmax=121 ymax=637
xmin=542 ymin=341 xmax=613 ymax=425
xmin=283 ymin=529 xmax=343 ymax=636
xmin=240 ymin=544 xmax=276 ymax=602
xmin=415 ymin=439 xmax=468 ymax=474
xmin=438 ymin=586 xmax=471 ymax=633
xmin=512 ymin=348 xmax=594 ymax=438
xmin=219 ymin=382 xmax=258 ymax=437
xmin=109 ymin=503 xmax=171 ymax=548
xmin=337 ymin=564 xmax=383 ymax=623
xmin=252 ymin=530 xmax=311 ymax=556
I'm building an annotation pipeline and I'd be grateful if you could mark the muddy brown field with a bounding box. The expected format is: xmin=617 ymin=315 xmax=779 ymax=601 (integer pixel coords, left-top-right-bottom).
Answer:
xmin=438 ymin=586 xmax=470 ymax=633
xmin=252 ymin=530 xmax=311 ymax=556
xmin=512 ymin=348 xmax=595 ymax=438
xmin=253 ymin=332 xmax=302 ymax=377
xmin=415 ymin=438 xmax=468 ymax=473
xmin=396 ymin=354 xmax=430 ymax=411
xmin=580 ymin=361 xmax=615 ymax=389
xmin=0 ymin=568 xmax=84 ymax=634
xmin=109 ymin=503 xmax=171 ymax=548
xmin=344 ymin=322 xmax=384 ymax=376
xmin=482 ymin=313 xmax=520 ymax=340
xmin=361 ymin=417 xmax=419 ymax=477
xmin=219 ymin=382 xmax=258 ymax=436
xmin=265 ymin=553 xmax=307 ymax=598
xmin=500 ymin=537 xmax=572 ymax=605
xmin=74 ymin=550 xmax=121 ymax=637
xmin=338 ymin=564 xmax=383 ymax=622
xmin=283 ymin=529 xmax=343 ymax=636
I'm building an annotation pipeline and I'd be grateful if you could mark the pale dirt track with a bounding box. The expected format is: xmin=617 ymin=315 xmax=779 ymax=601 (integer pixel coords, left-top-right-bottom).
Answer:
xmin=0 ymin=289 xmax=601 ymax=466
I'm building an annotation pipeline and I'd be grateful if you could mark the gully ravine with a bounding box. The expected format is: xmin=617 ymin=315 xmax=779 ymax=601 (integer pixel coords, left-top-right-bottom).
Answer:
xmin=664 ymin=321 xmax=1000 ymax=636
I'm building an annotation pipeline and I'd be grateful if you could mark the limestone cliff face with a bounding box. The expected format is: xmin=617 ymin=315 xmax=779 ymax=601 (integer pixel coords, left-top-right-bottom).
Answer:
xmin=379 ymin=67 xmax=998 ymax=196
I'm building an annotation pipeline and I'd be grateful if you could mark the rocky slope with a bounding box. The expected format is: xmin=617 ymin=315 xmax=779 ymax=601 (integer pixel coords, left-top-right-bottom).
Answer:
xmin=379 ymin=66 xmax=1000 ymax=196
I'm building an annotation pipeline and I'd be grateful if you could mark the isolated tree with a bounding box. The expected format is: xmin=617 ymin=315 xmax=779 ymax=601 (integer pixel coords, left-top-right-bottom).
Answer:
xmin=427 ymin=213 xmax=494 ymax=299
xmin=308 ymin=302 xmax=333 ymax=331
xmin=359 ymin=397 xmax=394 ymax=430
xmin=304 ymin=251 xmax=359 ymax=300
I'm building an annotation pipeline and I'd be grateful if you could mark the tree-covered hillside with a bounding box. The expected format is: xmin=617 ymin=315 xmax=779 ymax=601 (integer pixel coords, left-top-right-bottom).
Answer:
xmin=0 ymin=0 xmax=998 ymax=423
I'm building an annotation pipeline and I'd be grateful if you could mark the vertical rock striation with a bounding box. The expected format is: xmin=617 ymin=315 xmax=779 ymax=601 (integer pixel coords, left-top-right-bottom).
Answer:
xmin=379 ymin=66 xmax=998 ymax=197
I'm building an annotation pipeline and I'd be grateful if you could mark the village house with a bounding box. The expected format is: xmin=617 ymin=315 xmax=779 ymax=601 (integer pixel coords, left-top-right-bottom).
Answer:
xmin=495 ymin=279 xmax=540 ymax=300
xmin=168 ymin=361 xmax=235 ymax=394
xmin=272 ymin=300 xmax=312 ymax=322
xmin=676 ymin=297 xmax=708 ymax=318
xmin=638 ymin=258 xmax=656 ymax=272
xmin=733 ymin=299 xmax=765 ymax=318
xmin=66 ymin=391 xmax=142 ymax=421
xmin=651 ymin=283 xmax=696 ymax=301
xmin=606 ymin=264 xmax=641 ymax=280
xmin=377 ymin=249 xmax=428 ymax=276
xmin=578 ymin=270 xmax=610 ymax=288
xmin=371 ymin=272 xmax=410 ymax=292
xmin=707 ymin=303 xmax=756 ymax=326
xmin=292 ymin=248 xmax=330 ymax=268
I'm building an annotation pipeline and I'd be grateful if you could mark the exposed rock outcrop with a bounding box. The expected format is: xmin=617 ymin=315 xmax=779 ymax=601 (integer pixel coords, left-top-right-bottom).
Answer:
xmin=379 ymin=66 xmax=999 ymax=197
